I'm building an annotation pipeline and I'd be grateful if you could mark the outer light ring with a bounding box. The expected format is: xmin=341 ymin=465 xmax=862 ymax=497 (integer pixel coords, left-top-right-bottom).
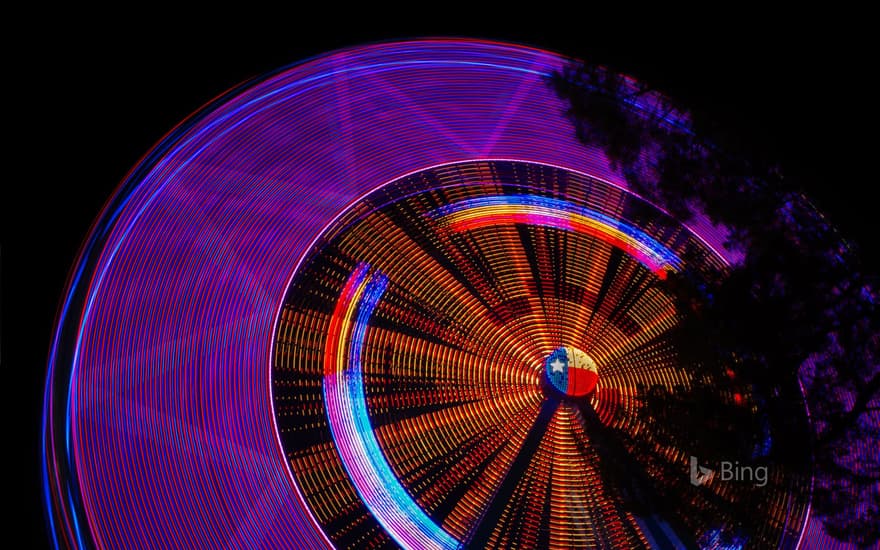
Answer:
xmin=43 ymin=39 xmax=810 ymax=549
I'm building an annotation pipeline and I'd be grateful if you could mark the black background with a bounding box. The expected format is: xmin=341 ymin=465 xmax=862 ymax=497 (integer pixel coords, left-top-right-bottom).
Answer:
xmin=13 ymin=15 xmax=875 ymax=547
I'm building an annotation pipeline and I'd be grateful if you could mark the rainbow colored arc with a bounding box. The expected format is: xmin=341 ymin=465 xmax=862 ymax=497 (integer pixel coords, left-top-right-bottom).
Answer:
xmin=432 ymin=194 xmax=682 ymax=278
xmin=323 ymin=264 xmax=459 ymax=550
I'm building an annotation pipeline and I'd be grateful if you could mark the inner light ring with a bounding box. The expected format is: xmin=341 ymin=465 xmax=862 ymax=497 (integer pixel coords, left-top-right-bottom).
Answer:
xmin=43 ymin=39 xmax=784 ymax=550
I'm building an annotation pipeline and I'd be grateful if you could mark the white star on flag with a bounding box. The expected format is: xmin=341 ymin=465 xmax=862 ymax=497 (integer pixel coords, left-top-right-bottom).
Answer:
xmin=550 ymin=358 xmax=565 ymax=373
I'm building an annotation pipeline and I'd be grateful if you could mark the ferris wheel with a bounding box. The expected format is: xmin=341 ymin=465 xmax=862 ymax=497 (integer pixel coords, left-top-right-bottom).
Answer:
xmin=44 ymin=40 xmax=825 ymax=549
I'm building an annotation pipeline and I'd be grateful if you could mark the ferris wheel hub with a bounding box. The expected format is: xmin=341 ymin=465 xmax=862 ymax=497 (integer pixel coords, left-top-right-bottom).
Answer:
xmin=545 ymin=346 xmax=599 ymax=397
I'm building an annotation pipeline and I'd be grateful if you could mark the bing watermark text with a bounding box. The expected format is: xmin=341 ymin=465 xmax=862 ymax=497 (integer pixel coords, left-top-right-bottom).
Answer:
xmin=690 ymin=456 xmax=767 ymax=487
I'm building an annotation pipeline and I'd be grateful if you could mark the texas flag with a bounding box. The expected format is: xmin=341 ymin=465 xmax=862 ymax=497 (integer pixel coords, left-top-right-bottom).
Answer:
xmin=546 ymin=346 xmax=599 ymax=397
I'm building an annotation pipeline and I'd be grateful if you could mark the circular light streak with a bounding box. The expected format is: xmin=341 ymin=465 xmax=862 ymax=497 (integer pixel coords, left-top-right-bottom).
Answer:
xmin=42 ymin=39 xmax=821 ymax=549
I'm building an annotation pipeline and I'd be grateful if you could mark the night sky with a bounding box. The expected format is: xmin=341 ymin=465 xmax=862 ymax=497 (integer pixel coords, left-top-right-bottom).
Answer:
xmin=15 ymin=17 xmax=874 ymax=547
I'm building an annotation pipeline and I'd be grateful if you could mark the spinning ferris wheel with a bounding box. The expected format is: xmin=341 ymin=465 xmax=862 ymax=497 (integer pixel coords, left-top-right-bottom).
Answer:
xmin=44 ymin=40 xmax=832 ymax=549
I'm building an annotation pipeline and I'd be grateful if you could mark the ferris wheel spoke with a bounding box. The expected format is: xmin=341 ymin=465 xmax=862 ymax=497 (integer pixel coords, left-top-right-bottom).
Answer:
xmin=572 ymin=399 xmax=701 ymax=549
xmin=362 ymin=69 xmax=480 ymax=156
xmin=342 ymin=216 xmax=541 ymax=375
xmin=467 ymin=397 xmax=559 ymax=548
xmin=435 ymin=227 xmax=552 ymax=364
xmin=479 ymin=59 xmax=544 ymax=157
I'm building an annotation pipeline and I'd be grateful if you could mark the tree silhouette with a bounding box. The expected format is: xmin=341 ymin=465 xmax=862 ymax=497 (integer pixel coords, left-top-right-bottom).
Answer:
xmin=552 ymin=63 xmax=880 ymax=547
